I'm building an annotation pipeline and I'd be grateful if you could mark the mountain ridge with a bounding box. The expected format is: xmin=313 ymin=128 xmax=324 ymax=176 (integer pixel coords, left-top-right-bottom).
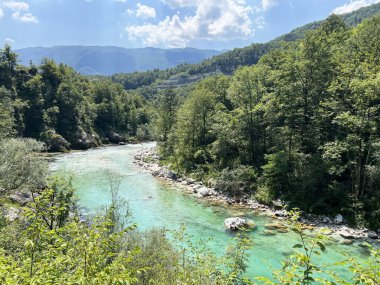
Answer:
xmin=15 ymin=46 xmax=222 ymax=75
xmin=110 ymin=2 xmax=380 ymax=91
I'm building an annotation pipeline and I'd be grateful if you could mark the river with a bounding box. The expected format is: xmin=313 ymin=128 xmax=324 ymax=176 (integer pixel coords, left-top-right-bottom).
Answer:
xmin=50 ymin=142 xmax=373 ymax=281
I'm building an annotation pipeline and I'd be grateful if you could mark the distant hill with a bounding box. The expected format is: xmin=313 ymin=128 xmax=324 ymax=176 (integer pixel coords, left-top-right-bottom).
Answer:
xmin=120 ymin=2 xmax=380 ymax=91
xmin=183 ymin=2 xmax=380 ymax=76
xmin=15 ymin=46 xmax=221 ymax=75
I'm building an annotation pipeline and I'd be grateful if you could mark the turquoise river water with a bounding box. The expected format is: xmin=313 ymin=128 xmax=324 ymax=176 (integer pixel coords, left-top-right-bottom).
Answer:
xmin=50 ymin=143 xmax=373 ymax=281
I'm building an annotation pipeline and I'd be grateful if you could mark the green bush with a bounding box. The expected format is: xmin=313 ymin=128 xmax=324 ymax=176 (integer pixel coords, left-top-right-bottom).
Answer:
xmin=215 ymin=165 xmax=257 ymax=197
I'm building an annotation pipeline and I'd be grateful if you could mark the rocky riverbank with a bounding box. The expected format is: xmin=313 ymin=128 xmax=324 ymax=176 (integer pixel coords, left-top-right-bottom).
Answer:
xmin=133 ymin=145 xmax=380 ymax=244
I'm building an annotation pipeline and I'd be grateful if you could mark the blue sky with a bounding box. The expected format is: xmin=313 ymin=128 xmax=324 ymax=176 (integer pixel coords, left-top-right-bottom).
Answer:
xmin=0 ymin=0 xmax=379 ymax=50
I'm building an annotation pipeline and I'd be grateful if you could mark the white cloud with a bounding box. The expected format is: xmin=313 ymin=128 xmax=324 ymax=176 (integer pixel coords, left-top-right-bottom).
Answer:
xmin=12 ymin=11 xmax=38 ymax=22
xmin=161 ymin=0 xmax=195 ymax=8
xmin=5 ymin=38 xmax=15 ymax=44
xmin=0 ymin=8 xmax=3 ymax=18
xmin=126 ymin=0 xmax=255 ymax=48
xmin=332 ymin=0 xmax=380 ymax=15
xmin=127 ymin=3 xmax=156 ymax=19
xmin=2 ymin=0 xmax=39 ymax=23
xmin=262 ymin=0 xmax=278 ymax=11
xmin=3 ymin=1 xmax=29 ymax=11
xmin=136 ymin=3 xmax=156 ymax=18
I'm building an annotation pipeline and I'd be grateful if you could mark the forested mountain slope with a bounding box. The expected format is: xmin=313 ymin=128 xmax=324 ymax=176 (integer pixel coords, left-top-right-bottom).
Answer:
xmin=15 ymin=46 xmax=221 ymax=75
xmin=111 ymin=2 xmax=380 ymax=91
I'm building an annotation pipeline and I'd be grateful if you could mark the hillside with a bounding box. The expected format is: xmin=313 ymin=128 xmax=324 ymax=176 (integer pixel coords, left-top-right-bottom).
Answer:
xmin=111 ymin=2 xmax=380 ymax=91
xmin=15 ymin=46 xmax=221 ymax=75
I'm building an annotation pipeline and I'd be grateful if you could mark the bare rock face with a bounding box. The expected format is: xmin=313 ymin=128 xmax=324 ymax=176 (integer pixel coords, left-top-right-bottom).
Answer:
xmin=225 ymin=217 xmax=248 ymax=231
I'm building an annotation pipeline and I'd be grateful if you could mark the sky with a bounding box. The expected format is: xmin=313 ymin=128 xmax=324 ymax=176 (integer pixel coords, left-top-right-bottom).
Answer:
xmin=0 ymin=0 xmax=379 ymax=50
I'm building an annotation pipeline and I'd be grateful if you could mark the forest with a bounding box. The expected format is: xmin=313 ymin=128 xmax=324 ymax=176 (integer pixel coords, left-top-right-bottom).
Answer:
xmin=0 ymin=50 xmax=152 ymax=152
xmin=158 ymin=15 xmax=380 ymax=230
xmin=0 ymin=7 xmax=379 ymax=285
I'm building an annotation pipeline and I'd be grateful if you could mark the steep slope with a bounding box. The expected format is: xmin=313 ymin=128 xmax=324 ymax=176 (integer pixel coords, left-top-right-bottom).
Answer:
xmin=15 ymin=46 xmax=221 ymax=75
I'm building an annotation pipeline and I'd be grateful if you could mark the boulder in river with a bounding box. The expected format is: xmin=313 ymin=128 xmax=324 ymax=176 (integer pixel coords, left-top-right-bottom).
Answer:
xmin=334 ymin=214 xmax=344 ymax=224
xmin=367 ymin=231 xmax=378 ymax=239
xmin=43 ymin=130 xmax=70 ymax=152
xmin=108 ymin=131 xmax=123 ymax=144
xmin=224 ymin=217 xmax=253 ymax=231
xmin=263 ymin=230 xmax=276 ymax=236
xmin=264 ymin=223 xmax=284 ymax=230
xmin=342 ymin=239 xmax=354 ymax=245
xmin=277 ymin=228 xmax=289 ymax=233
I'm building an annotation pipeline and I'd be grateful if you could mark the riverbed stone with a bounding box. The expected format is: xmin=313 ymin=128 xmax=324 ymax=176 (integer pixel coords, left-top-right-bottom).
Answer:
xmin=367 ymin=231 xmax=378 ymax=239
xmin=198 ymin=187 xmax=211 ymax=197
xmin=274 ymin=210 xmax=288 ymax=217
xmin=334 ymin=214 xmax=344 ymax=224
xmin=342 ymin=239 xmax=354 ymax=245
xmin=224 ymin=217 xmax=248 ymax=231
xmin=272 ymin=200 xmax=283 ymax=210
xmin=263 ymin=230 xmax=276 ymax=236
xmin=264 ymin=223 xmax=284 ymax=230
xmin=277 ymin=228 xmax=289 ymax=233
xmin=108 ymin=131 xmax=123 ymax=143
xmin=322 ymin=216 xmax=332 ymax=224
xmin=166 ymin=171 xmax=177 ymax=180
xmin=338 ymin=230 xmax=356 ymax=239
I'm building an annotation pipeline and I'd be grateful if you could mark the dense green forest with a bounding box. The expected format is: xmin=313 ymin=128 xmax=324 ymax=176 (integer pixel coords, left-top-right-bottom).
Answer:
xmin=158 ymin=15 xmax=380 ymax=230
xmin=0 ymin=48 xmax=152 ymax=151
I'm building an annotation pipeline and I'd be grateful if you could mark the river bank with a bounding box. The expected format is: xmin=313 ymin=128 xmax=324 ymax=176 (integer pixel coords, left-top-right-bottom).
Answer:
xmin=133 ymin=145 xmax=380 ymax=244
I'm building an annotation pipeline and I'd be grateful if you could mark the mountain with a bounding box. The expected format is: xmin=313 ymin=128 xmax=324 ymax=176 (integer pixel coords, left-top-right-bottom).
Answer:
xmin=111 ymin=2 xmax=380 ymax=92
xmin=184 ymin=2 xmax=380 ymax=76
xmin=15 ymin=46 xmax=221 ymax=75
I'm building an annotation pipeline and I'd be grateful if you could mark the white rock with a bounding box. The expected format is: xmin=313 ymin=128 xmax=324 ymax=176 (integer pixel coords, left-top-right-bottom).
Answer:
xmin=322 ymin=216 xmax=332 ymax=224
xmin=198 ymin=187 xmax=211 ymax=197
xmin=367 ymin=231 xmax=378 ymax=239
xmin=192 ymin=184 xmax=203 ymax=192
xmin=5 ymin=207 xmax=20 ymax=222
xmin=334 ymin=214 xmax=344 ymax=224
xmin=224 ymin=217 xmax=247 ymax=231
